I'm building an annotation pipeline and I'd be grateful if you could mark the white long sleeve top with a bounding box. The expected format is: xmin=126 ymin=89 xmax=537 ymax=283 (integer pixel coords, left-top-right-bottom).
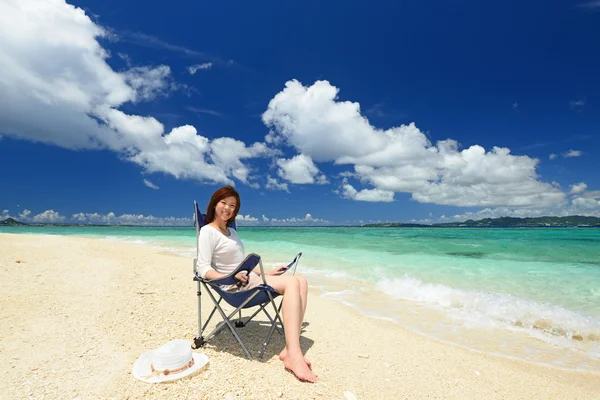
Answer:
xmin=196 ymin=225 xmax=245 ymax=279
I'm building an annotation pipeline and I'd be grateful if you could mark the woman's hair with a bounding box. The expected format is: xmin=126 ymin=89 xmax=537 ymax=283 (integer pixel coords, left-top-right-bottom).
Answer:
xmin=205 ymin=185 xmax=241 ymax=227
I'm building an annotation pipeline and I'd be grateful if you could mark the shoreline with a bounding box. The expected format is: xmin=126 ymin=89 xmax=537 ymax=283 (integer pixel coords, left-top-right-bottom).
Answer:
xmin=2 ymin=232 xmax=600 ymax=399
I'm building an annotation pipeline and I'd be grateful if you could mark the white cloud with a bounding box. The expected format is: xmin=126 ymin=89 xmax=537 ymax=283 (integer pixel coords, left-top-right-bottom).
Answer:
xmin=0 ymin=0 xmax=267 ymax=187
xmin=266 ymin=175 xmax=289 ymax=192
xmin=569 ymin=182 xmax=587 ymax=194
xmin=188 ymin=63 xmax=213 ymax=74
xmin=7 ymin=207 xmax=333 ymax=226
xmin=123 ymin=65 xmax=175 ymax=102
xmin=564 ymin=149 xmax=582 ymax=158
xmin=32 ymin=210 xmax=66 ymax=223
xmin=264 ymin=80 xmax=565 ymax=207
xmin=225 ymin=212 xmax=330 ymax=226
xmin=342 ymin=182 xmax=394 ymax=202
xmin=71 ymin=212 xmax=191 ymax=226
xmin=236 ymin=214 xmax=258 ymax=222
xmin=143 ymin=179 xmax=159 ymax=190
xmin=265 ymin=214 xmax=329 ymax=226
xmin=19 ymin=209 xmax=32 ymax=219
xmin=276 ymin=154 xmax=327 ymax=184
xmin=570 ymin=197 xmax=600 ymax=212
xmin=263 ymin=80 xmax=387 ymax=162
xmin=582 ymin=190 xmax=600 ymax=199
xmin=430 ymin=193 xmax=600 ymax=222
xmin=549 ymin=153 xmax=558 ymax=160
xmin=210 ymin=138 xmax=270 ymax=184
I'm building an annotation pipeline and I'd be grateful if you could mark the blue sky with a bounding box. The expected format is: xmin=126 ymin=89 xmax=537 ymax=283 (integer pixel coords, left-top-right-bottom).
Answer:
xmin=1 ymin=0 xmax=599 ymax=226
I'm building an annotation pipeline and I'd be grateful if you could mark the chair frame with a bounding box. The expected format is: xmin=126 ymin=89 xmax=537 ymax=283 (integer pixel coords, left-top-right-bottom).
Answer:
xmin=192 ymin=201 xmax=302 ymax=360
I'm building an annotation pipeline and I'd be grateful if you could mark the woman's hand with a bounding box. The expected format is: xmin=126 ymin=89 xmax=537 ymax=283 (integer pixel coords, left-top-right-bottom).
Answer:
xmin=266 ymin=266 xmax=289 ymax=276
xmin=234 ymin=271 xmax=250 ymax=287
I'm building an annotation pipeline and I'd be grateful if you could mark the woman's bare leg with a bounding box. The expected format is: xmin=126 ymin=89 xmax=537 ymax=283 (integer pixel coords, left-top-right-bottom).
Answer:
xmin=264 ymin=275 xmax=316 ymax=382
xmin=278 ymin=277 xmax=311 ymax=367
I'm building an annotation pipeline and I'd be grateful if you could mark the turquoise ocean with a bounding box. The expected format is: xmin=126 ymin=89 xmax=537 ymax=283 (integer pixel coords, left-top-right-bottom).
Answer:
xmin=2 ymin=226 xmax=599 ymax=371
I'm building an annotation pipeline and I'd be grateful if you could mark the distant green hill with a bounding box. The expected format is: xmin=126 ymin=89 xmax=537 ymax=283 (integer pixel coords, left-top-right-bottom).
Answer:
xmin=363 ymin=215 xmax=600 ymax=228
xmin=0 ymin=217 xmax=29 ymax=226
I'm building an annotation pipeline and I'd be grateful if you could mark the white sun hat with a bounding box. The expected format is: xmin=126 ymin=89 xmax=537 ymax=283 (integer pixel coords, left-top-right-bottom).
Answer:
xmin=132 ymin=339 xmax=209 ymax=383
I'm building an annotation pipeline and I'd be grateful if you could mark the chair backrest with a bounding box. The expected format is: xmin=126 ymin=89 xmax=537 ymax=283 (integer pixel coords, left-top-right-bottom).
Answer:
xmin=194 ymin=200 xmax=237 ymax=235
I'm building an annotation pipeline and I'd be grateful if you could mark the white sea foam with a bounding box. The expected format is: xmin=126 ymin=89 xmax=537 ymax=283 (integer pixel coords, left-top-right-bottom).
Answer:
xmin=104 ymin=236 xmax=149 ymax=246
xmin=377 ymin=275 xmax=600 ymax=347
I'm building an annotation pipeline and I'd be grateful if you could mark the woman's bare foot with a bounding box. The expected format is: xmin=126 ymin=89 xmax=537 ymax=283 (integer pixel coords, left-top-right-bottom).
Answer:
xmin=279 ymin=348 xmax=312 ymax=369
xmin=283 ymin=354 xmax=317 ymax=383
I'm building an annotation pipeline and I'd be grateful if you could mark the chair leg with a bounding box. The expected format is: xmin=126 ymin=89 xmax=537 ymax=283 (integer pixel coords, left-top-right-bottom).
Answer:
xmin=202 ymin=284 xmax=253 ymax=360
xmin=259 ymin=295 xmax=286 ymax=359
xmin=259 ymin=316 xmax=280 ymax=359
xmin=235 ymin=310 xmax=244 ymax=327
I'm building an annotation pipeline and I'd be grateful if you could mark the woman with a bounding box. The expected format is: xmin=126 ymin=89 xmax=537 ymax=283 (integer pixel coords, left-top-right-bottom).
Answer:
xmin=196 ymin=186 xmax=317 ymax=383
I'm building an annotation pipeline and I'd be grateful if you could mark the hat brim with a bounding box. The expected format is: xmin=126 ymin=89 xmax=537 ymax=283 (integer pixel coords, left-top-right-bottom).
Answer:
xmin=132 ymin=350 xmax=209 ymax=383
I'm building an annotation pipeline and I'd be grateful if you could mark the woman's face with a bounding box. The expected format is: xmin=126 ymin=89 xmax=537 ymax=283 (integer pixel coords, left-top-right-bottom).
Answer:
xmin=214 ymin=196 xmax=237 ymax=223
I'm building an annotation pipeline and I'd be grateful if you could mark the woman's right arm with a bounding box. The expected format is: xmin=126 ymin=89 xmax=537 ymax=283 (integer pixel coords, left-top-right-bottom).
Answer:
xmin=196 ymin=228 xmax=219 ymax=279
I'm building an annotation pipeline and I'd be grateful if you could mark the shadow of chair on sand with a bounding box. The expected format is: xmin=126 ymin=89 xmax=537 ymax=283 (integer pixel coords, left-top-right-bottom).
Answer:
xmin=201 ymin=319 xmax=314 ymax=362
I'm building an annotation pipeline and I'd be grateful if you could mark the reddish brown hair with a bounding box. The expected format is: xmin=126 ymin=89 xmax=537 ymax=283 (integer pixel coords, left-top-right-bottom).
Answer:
xmin=205 ymin=185 xmax=241 ymax=227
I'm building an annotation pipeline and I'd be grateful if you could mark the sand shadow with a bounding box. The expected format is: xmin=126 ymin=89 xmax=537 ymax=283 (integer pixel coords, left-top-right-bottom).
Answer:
xmin=200 ymin=318 xmax=314 ymax=362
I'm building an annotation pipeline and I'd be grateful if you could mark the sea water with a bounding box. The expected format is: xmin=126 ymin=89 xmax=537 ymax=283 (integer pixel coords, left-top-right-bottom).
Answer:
xmin=3 ymin=225 xmax=599 ymax=371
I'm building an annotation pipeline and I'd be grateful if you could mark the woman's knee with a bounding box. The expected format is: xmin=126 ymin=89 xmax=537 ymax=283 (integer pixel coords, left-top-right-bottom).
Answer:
xmin=298 ymin=276 xmax=308 ymax=290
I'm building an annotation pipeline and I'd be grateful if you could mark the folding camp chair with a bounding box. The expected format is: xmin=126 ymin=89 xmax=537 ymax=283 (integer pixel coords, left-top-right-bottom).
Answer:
xmin=191 ymin=201 xmax=302 ymax=359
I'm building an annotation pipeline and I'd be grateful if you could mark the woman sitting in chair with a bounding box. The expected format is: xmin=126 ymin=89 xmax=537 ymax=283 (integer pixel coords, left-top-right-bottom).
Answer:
xmin=196 ymin=185 xmax=317 ymax=383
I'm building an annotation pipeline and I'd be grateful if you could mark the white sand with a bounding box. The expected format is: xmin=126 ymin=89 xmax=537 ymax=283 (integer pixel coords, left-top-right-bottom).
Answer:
xmin=1 ymin=233 xmax=599 ymax=399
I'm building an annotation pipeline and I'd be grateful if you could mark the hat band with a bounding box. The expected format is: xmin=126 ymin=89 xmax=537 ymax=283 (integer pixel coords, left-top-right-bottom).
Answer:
xmin=143 ymin=359 xmax=195 ymax=379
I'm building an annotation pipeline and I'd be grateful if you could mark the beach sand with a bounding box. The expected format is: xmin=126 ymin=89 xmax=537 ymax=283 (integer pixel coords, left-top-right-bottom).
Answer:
xmin=1 ymin=233 xmax=599 ymax=400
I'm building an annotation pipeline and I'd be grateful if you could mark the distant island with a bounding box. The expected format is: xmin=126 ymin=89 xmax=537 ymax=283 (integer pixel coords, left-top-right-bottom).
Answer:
xmin=0 ymin=217 xmax=29 ymax=226
xmin=362 ymin=216 xmax=600 ymax=228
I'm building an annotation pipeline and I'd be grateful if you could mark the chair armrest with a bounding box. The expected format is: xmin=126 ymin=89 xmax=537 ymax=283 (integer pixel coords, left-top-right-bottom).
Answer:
xmin=203 ymin=253 xmax=261 ymax=286
xmin=282 ymin=252 xmax=302 ymax=276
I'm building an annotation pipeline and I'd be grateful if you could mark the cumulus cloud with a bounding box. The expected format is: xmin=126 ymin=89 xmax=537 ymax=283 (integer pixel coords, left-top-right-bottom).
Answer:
xmin=32 ymin=210 xmax=66 ymax=223
xmin=236 ymin=214 xmax=259 ymax=223
xmin=276 ymin=154 xmax=327 ymax=184
xmin=263 ymin=80 xmax=387 ymax=163
xmin=263 ymin=80 xmax=565 ymax=207
xmin=70 ymin=212 xmax=192 ymax=226
xmin=549 ymin=153 xmax=558 ymax=160
xmin=262 ymin=213 xmax=329 ymax=226
xmin=569 ymin=182 xmax=587 ymax=194
xmin=266 ymin=176 xmax=289 ymax=192
xmin=570 ymin=197 xmax=600 ymax=212
xmin=123 ymin=65 xmax=176 ymax=101
xmin=19 ymin=209 xmax=32 ymax=219
xmin=432 ymin=186 xmax=600 ymax=221
xmin=0 ymin=0 xmax=267 ymax=187
xmin=9 ymin=208 xmax=329 ymax=226
xmin=143 ymin=179 xmax=159 ymax=190
xmin=187 ymin=63 xmax=213 ymax=74
xmin=341 ymin=182 xmax=394 ymax=202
